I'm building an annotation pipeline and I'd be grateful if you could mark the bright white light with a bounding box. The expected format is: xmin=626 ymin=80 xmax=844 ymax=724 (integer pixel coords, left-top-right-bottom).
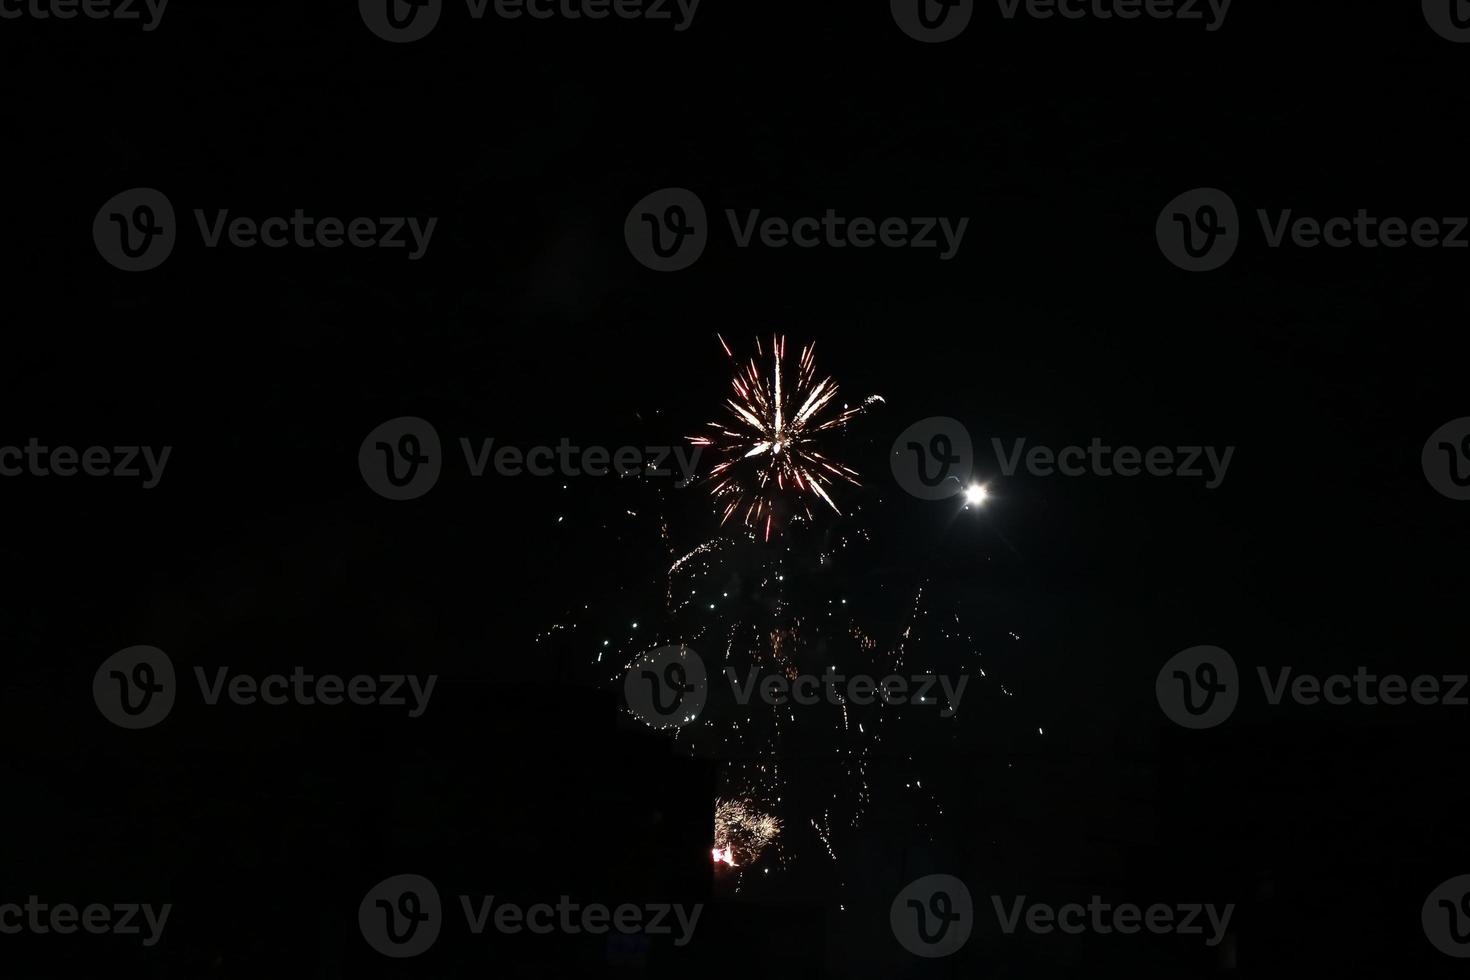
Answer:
xmin=964 ymin=484 xmax=989 ymax=507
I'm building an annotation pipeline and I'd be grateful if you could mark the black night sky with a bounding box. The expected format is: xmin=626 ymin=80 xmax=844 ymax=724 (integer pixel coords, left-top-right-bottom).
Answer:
xmin=3 ymin=1 xmax=1470 ymax=977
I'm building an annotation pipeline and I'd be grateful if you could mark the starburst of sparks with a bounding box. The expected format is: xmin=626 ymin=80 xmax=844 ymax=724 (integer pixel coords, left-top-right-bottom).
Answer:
xmin=713 ymin=797 xmax=782 ymax=867
xmin=689 ymin=335 xmax=883 ymax=540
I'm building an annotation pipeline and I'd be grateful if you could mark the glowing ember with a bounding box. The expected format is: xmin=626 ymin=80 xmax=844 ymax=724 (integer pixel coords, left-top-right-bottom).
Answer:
xmin=689 ymin=335 xmax=883 ymax=540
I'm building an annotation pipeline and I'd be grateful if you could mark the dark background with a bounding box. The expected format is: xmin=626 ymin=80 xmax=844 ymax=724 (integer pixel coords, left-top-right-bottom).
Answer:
xmin=2 ymin=0 xmax=1468 ymax=976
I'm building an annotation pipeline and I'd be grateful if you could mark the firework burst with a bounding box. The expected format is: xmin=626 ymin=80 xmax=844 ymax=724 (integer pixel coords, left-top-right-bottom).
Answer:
xmin=688 ymin=335 xmax=883 ymax=540
xmin=713 ymin=797 xmax=782 ymax=867
xmin=536 ymin=334 xmax=1037 ymax=913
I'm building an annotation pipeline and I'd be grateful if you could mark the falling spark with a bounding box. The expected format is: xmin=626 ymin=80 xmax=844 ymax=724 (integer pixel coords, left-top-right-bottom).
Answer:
xmin=811 ymin=811 xmax=838 ymax=863
xmin=688 ymin=335 xmax=883 ymax=540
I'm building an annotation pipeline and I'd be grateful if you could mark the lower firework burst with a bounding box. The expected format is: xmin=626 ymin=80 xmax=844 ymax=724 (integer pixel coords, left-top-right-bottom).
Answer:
xmin=688 ymin=335 xmax=884 ymax=540
xmin=713 ymin=797 xmax=782 ymax=868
